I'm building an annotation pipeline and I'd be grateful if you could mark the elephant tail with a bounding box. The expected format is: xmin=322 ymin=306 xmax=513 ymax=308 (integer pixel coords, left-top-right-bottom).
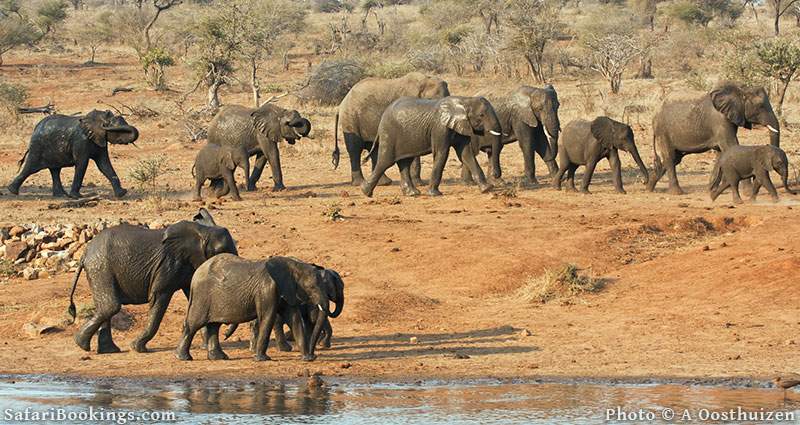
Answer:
xmin=67 ymin=261 xmax=84 ymax=323
xmin=708 ymin=154 xmax=722 ymax=192
xmin=332 ymin=111 xmax=340 ymax=169
xmin=362 ymin=135 xmax=378 ymax=165
xmin=16 ymin=150 xmax=28 ymax=172
xmin=223 ymin=323 xmax=239 ymax=340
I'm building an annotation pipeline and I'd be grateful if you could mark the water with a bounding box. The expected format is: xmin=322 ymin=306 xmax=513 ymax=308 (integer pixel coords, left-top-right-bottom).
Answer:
xmin=0 ymin=375 xmax=796 ymax=424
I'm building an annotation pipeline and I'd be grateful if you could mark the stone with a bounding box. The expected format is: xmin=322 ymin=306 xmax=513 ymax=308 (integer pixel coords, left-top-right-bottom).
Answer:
xmin=24 ymin=249 xmax=36 ymax=263
xmin=78 ymin=230 xmax=89 ymax=245
xmin=72 ymin=246 xmax=85 ymax=261
xmin=22 ymin=322 xmax=62 ymax=337
xmin=4 ymin=241 xmax=27 ymax=260
xmin=0 ymin=227 xmax=10 ymax=242
xmin=39 ymin=250 xmax=53 ymax=259
xmin=519 ymin=329 xmax=532 ymax=337
xmin=22 ymin=268 xmax=38 ymax=280
xmin=41 ymin=242 xmax=59 ymax=250
xmin=8 ymin=226 xmax=25 ymax=237
xmin=409 ymin=336 xmax=418 ymax=344
xmin=45 ymin=255 xmax=63 ymax=270
xmin=57 ymin=237 xmax=73 ymax=249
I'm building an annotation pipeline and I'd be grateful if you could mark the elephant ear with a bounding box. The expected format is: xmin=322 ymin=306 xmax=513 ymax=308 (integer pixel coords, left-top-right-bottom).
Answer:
xmin=439 ymin=99 xmax=473 ymax=136
xmin=79 ymin=110 xmax=112 ymax=148
xmin=192 ymin=208 xmax=216 ymax=227
xmin=251 ymin=104 xmax=281 ymax=139
xmin=162 ymin=221 xmax=208 ymax=269
xmin=590 ymin=116 xmax=616 ymax=147
xmin=221 ymin=150 xmax=235 ymax=170
xmin=266 ymin=257 xmax=302 ymax=306
xmin=510 ymin=90 xmax=539 ymax=128
xmin=710 ymin=84 xmax=746 ymax=127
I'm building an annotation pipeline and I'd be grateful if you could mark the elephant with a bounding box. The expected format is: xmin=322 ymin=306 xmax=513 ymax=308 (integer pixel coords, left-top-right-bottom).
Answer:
xmin=331 ymin=72 xmax=450 ymax=186
xmin=207 ymin=103 xmax=311 ymax=192
xmin=648 ymin=81 xmax=781 ymax=195
xmin=461 ymin=85 xmax=561 ymax=186
xmin=67 ymin=209 xmax=237 ymax=354
xmin=552 ymin=117 xmax=649 ymax=194
xmin=709 ymin=144 xmax=795 ymax=203
xmin=192 ymin=143 xmax=250 ymax=201
xmin=361 ymin=96 xmax=502 ymax=197
xmin=7 ymin=110 xmax=139 ymax=199
xmin=175 ymin=255 xmax=344 ymax=362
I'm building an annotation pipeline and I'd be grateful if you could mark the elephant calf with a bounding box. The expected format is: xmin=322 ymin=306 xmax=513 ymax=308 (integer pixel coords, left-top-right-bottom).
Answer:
xmin=553 ymin=117 xmax=648 ymax=194
xmin=709 ymin=144 xmax=795 ymax=203
xmin=192 ymin=143 xmax=250 ymax=201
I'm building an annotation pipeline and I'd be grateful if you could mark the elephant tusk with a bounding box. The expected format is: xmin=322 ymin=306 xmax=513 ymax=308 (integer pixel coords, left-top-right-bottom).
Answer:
xmin=317 ymin=304 xmax=324 ymax=312
xmin=544 ymin=128 xmax=553 ymax=140
xmin=767 ymin=125 xmax=780 ymax=133
xmin=489 ymin=130 xmax=502 ymax=136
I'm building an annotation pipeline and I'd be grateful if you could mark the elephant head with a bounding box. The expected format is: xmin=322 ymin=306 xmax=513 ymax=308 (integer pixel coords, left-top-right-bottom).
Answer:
xmin=710 ymin=82 xmax=780 ymax=146
xmin=510 ymin=85 xmax=561 ymax=161
xmin=764 ymin=145 xmax=796 ymax=194
xmin=590 ymin=117 xmax=649 ymax=184
xmin=404 ymin=72 xmax=451 ymax=99
xmin=163 ymin=209 xmax=238 ymax=269
xmin=440 ymin=96 xmax=503 ymax=154
xmin=79 ymin=110 xmax=139 ymax=148
xmin=251 ymin=104 xmax=311 ymax=146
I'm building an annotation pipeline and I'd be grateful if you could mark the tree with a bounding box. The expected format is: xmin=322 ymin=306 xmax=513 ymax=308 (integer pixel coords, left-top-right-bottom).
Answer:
xmin=34 ymin=0 xmax=68 ymax=37
xmin=191 ymin=3 xmax=241 ymax=109
xmin=69 ymin=10 xmax=114 ymax=63
xmin=0 ymin=16 xmax=38 ymax=66
xmin=768 ymin=0 xmax=800 ymax=34
xmin=505 ymin=0 xmax=563 ymax=83
xmin=755 ymin=37 xmax=800 ymax=118
xmin=144 ymin=0 xmax=182 ymax=52
xmin=584 ymin=33 xmax=643 ymax=93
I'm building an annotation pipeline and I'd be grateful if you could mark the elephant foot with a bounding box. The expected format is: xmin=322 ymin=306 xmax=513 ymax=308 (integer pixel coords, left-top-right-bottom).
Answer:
xmin=350 ymin=175 xmax=365 ymax=186
xmin=402 ymin=185 xmax=421 ymax=197
xmin=130 ymin=339 xmax=150 ymax=353
xmin=520 ymin=177 xmax=539 ymax=188
xmin=615 ymin=189 xmax=627 ymax=195
xmin=67 ymin=191 xmax=82 ymax=199
xmin=668 ymin=186 xmax=686 ymax=196
xmin=272 ymin=184 xmax=286 ymax=192
xmin=479 ymin=183 xmax=493 ymax=194
xmin=74 ymin=333 xmax=91 ymax=352
xmin=566 ymin=186 xmax=578 ymax=193
xmin=175 ymin=350 xmax=193 ymax=361
xmin=246 ymin=184 xmax=257 ymax=192
xmin=97 ymin=341 xmax=121 ymax=354
xmin=552 ymin=182 xmax=562 ymax=191
xmin=254 ymin=353 xmax=272 ymax=362
xmin=580 ymin=188 xmax=592 ymax=195
xmin=278 ymin=341 xmax=293 ymax=352
xmin=302 ymin=353 xmax=317 ymax=362
xmin=207 ymin=349 xmax=229 ymax=361
xmin=428 ymin=188 xmax=443 ymax=197
xmin=412 ymin=178 xmax=426 ymax=187
xmin=6 ymin=184 xmax=19 ymax=195
xmin=360 ymin=182 xmax=374 ymax=198
xmin=113 ymin=188 xmax=127 ymax=199
xmin=321 ymin=340 xmax=332 ymax=349
xmin=53 ymin=189 xmax=68 ymax=198
xmin=231 ymin=195 xmax=242 ymax=201
xmin=461 ymin=178 xmax=476 ymax=186
xmin=489 ymin=176 xmax=505 ymax=186
xmin=377 ymin=175 xmax=392 ymax=186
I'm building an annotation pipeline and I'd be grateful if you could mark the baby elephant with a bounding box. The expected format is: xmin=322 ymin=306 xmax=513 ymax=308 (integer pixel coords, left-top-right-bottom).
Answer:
xmin=192 ymin=143 xmax=249 ymax=201
xmin=553 ymin=117 xmax=648 ymax=194
xmin=709 ymin=144 xmax=795 ymax=203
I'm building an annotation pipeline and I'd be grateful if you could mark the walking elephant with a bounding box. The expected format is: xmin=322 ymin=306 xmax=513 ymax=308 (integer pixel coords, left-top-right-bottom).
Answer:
xmin=553 ymin=117 xmax=648 ymax=194
xmin=192 ymin=143 xmax=250 ymax=201
xmin=207 ymin=103 xmax=311 ymax=192
xmin=361 ymin=96 xmax=502 ymax=197
xmin=648 ymin=81 xmax=780 ymax=194
xmin=332 ymin=72 xmax=450 ymax=186
xmin=7 ymin=110 xmax=139 ymax=198
xmin=67 ymin=209 xmax=238 ymax=354
xmin=461 ymin=85 xmax=561 ymax=186
xmin=709 ymin=144 xmax=795 ymax=203
xmin=176 ymin=255 xmax=344 ymax=362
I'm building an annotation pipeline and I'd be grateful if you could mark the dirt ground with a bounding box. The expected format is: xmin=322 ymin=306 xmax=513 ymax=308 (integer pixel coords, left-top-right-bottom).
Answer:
xmin=0 ymin=49 xmax=798 ymax=383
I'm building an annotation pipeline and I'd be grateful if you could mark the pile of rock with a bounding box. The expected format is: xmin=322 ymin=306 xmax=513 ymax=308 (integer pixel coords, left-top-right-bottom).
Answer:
xmin=0 ymin=220 xmax=166 ymax=281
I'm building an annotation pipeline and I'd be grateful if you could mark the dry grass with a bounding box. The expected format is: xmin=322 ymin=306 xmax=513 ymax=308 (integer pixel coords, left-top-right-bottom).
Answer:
xmin=516 ymin=264 xmax=606 ymax=304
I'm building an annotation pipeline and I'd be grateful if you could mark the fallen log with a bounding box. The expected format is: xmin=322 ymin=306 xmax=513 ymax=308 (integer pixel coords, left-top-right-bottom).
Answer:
xmin=47 ymin=196 xmax=101 ymax=210
xmin=17 ymin=103 xmax=56 ymax=115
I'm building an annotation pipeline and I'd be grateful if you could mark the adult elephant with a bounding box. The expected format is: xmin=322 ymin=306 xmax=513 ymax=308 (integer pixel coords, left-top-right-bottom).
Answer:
xmin=67 ymin=209 xmax=238 ymax=354
xmin=208 ymin=103 xmax=311 ymax=192
xmin=7 ymin=110 xmax=139 ymax=198
xmin=461 ymin=85 xmax=561 ymax=186
xmin=362 ymin=96 xmax=502 ymax=197
xmin=648 ymin=81 xmax=780 ymax=194
xmin=332 ymin=72 xmax=450 ymax=186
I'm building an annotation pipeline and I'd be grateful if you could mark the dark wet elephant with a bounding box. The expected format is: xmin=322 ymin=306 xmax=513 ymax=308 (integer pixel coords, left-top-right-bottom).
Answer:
xmin=68 ymin=209 xmax=238 ymax=354
xmin=7 ymin=110 xmax=139 ymax=198
xmin=207 ymin=103 xmax=311 ymax=192
xmin=649 ymin=81 xmax=780 ymax=194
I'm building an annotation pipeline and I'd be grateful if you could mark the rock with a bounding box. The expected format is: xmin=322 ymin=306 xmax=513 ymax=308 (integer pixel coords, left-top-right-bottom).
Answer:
xmin=41 ymin=242 xmax=59 ymax=250
xmin=8 ymin=226 xmax=25 ymax=237
xmin=452 ymin=353 xmax=470 ymax=359
xmin=111 ymin=308 xmax=135 ymax=331
xmin=79 ymin=355 xmax=91 ymax=361
xmin=519 ymin=328 xmax=532 ymax=337
xmin=24 ymin=249 xmax=36 ymax=262
xmin=78 ymin=230 xmax=89 ymax=244
xmin=0 ymin=227 xmax=10 ymax=242
xmin=45 ymin=255 xmax=64 ymax=270
xmin=785 ymin=339 xmax=796 ymax=346
xmin=57 ymin=237 xmax=73 ymax=249
xmin=22 ymin=322 xmax=62 ymax=337
xmin=409 ymin=336 xmax=418 ymax=344
xmin=38 ymin=270 xmax=50 ymax=279
xmin=72 ymin=246 xmax=85 ymax=261
xmin=39 ymin=249 xmax=53 ymax=259
xmin=340 ymin=362 xmax=352 ymax=369
xmin=4 ymin=241 xmax=27 ymax=260
xmin=22 ymin=268 xmax=38 ymax=280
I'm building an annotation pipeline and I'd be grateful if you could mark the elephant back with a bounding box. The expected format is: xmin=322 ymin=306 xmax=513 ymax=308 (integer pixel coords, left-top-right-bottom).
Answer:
xmin=208 ymin=105 xmax=259 ymax=149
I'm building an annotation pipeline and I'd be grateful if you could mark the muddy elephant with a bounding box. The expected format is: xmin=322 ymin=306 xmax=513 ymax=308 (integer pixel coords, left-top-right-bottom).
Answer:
xmin=192 ymin=143 xmax=250 ymax=201
xmin=68 ymin=209 xmax=237 ymax=354
xmin=7 ymin=110 xmax=139 ymax=198
xmin=207 ymin=103 xmax=311 ymax=192
xmin=175 ymin=255 xmax=344 ymax=362
xmin=649 ymin=81 xmax=780 ymax=194
xmin=709 ymin=144 xmax=795 ymax=203
xmin=362 ymin=96 xmax=502 ymax=197
xmin=461 ymin=85 xmax=561 ymax=186
xmin=332 ymin=72 xmax=450 ymax=186
xmin=553 ymin=117 xmax=648 ymax=194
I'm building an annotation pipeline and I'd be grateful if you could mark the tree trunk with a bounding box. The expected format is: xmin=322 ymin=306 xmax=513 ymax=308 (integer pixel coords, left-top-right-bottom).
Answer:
xmin=525 ymin=54 xmax=545 ymax=84
xmin=250 ymin=59 xmax=260 ymax=108
xmin=207 ymin=79 xmax=225 ymax=109
xmin=610 ymin=74 xmax=621 ymax=94
xmin=775 ymin=11 xmax=781 ymax=35
xmin=90 ymin=46 xmax=97 ymax=63
xmin=636 ymin=56 xmax=653 ymax=79
xmin=775 ymin=78 xmax=790 ymax=122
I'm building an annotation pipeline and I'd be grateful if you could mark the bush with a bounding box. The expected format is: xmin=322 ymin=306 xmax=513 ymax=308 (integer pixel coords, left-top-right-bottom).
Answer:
xmin=314 ymin=0 xmax=354 ymax=12
xmin=516 ymin=264 xmax=605 ymax=304
xmin=299 ymin=59 xmax=366 ymax=105
xmin=128 ymin=155 xmax=169 ymax=193
xmin=0 ymin=80 xmax=27 ymax=123
xmin=407 ymin=47 xmax=447 ymax=74
xmin=367 ymin=60 xmax=413 ymax=78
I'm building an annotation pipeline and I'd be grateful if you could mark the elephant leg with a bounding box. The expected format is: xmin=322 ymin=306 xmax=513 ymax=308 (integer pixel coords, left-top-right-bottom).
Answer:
xmin=368 ymin=142 xmax=392 ymax=186
xmin=518 ymin=133 xmax=538 ymax=186
xmin=74 ymin=272 xmax=120 ymax=352
xmin=488 ymin=147 xmax=505 ymax=184
xmin=94 ymin=150 xmax=126 ymax=198
xmin=461 ymin=162 xmax=475 ymax=185
xmin=212 ymin=178 xmax=230 ymax=198
xmin=411 ymin=157 xmax=424 ymax=186
xmin=756 ymin=170 xmax=779 ymax=202
xmin=320 ymin=319 xmax=333 ymax=349
xmin=665 ymin=150 xmax=685 ymax=195
xmin=361 ymin=155 xmax=395 ymax=198
xmin=130 ymin=291 xmax=174 ymax=353
xmin=205 ymin=323 xmax=229 ymax=360
xmin=534 ymin=135 xmax=558 ymax=177
xmin=273 ymin=317 xmax=293 ymax=352
xmin=567 ymin=165 xmax=578 ymax=192
xmin=7 ymin=157 xmax=39 ymax=195
xmin=68 ymin=156 xmax=91 ymax=199
xmin=580 ymin=158 xmax=599 ymax=194
xmin=428 ymin=148 xmax=450 ymax=197
xmin=264 ymin=141 xmax=285 ymax=191
xmin=96 ymin=320 xmax=121 ymax=354
xmin=609 ymin=150 xmax=625 ymax=194
xmin=750 ymin=177 xmax=762 ymax=201
xmin=288 ymin=308 xmax=314 ymax=361
xmin=193 ymin=176 xmax=204 ymax=201
xmin=397 ymin=158 xmax=420 ymax=196
xmin=710 ymin=180 xmax=730 ymax=201
xmin=49 ymin=168 xmax=67 ymax=197
xmin=553 ymin=152 xmax=570 ymax=190
xmin=254 ymin=303 xmax=278 ymax=362
xmin=248 ymin=153 xmax=267 ymax=191
xmin=729 ymin=177 xmax=744 ymax=204
xmin=344 ymin=133 xmax=366 ymax=186
xmin=175 ymin=318 xmax=203 ymax=361
xmin=222 ymin=170 xmax=242 ymax=201
xmin=456 ymin=143 xmax=491 ymax=193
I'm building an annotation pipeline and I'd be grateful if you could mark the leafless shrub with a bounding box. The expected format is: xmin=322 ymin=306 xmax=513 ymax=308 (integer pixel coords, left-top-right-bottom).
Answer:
xmin=516 ymin=264 xmax=605 ymax=304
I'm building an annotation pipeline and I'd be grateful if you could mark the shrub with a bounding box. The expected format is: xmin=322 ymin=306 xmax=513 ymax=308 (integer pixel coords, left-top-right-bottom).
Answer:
xmin=0 ymin=79 xmax=27 ymax=123
xmin=128 ymin=155 xmax=169 ymax=193
xmin=367 ymin=60 xmax=413 ymax=78
xmin=407 ymin=47 xmax=447 ymax=74
xmin=516 ymin=264 xmax=605 ymax=304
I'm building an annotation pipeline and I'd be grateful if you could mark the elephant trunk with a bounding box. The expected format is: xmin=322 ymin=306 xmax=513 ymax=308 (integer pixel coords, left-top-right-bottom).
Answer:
xmin=105 ymin=126 xmax=139 ymax=145
xmin=629 ymin=144 xmax=649 ymax=185
xmin=760 ymin=113 xmax=780 ymax=147
xmin=308 ymin=301 xmax=329 ymax=355
xmin=542 ymin=115 xmax=560 ymax=162
xmin=330 ymin=280 xmax=344 ymax=318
